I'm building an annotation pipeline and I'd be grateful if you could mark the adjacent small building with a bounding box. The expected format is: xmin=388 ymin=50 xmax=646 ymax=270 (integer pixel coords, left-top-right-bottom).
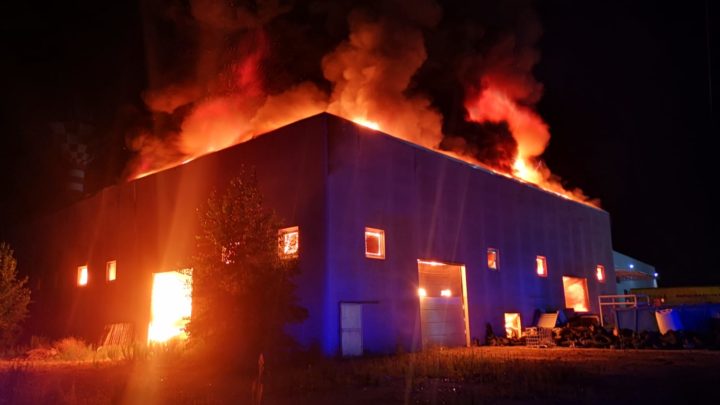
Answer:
xmin=613 ymin=251 xmax=657 ymax=295
xmin=9 ymin=113 xmax=616 ymax=356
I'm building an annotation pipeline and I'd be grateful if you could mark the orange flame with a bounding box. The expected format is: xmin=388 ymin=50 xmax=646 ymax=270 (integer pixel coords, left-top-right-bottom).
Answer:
xmin=465 ymin=82 xmax=595 ymax=205
xmin=353 ymin=118 xmax=380 ymax=131
xmin=130 ymin=12 xmax=596 ymax=207
xmin=466 ymin=84 xmax=548 ymax=179
xmin=322 ymin=15 xmax=443 ymax=150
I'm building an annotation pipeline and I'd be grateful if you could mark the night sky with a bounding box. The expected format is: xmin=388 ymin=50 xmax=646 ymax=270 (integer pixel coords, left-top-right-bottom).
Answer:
xmin=1 ymin=1 xmax=718 ymax=286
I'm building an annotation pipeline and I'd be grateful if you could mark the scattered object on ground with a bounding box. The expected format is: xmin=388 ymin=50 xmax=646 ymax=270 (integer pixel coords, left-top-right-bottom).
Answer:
xmin=483 ymin=316 xmax=720 ymax=350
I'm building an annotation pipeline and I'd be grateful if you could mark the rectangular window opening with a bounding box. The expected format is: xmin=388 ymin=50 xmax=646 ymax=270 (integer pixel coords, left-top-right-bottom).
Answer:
xmin=596 ymin=265 xmax=605 ymax=283
xmin=106 ymin=260 xmax=117 ymax=282
xmin=536 ymin=255 xmax=548 ymax=277
xmin=562 ymin=276 xmax=590 ymax=312
xmin=278 ymin=226 xmax=299 ymax=258
xmin=504 ymin=313 xmax=522 ymax=339
xmin=77 ymin=265 xmax=88 ymax=286
xmin=365 ymin=227 xmax=385 ymax=259
xmin=487 ymin=248 xmax=499 ymax=270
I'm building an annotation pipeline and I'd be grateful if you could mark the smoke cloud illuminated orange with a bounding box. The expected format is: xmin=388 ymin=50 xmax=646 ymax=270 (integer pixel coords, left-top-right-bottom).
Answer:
xmin=322 ymin=12 xmax=443 ymax=150
xmin=465 ymin=79 xmax=594 ymax=204
xmin=128 ymin=1 xmax=597 ymax=206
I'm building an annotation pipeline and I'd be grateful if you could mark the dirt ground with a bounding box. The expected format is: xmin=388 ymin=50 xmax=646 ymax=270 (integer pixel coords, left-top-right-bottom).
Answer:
xmin=2 ymin=347 xmax=719 ymax=404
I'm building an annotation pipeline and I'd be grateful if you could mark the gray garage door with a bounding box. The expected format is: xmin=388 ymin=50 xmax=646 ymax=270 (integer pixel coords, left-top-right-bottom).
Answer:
xmin=418 ymin=261 xmax=468 ymax=348
xmin=420 ymin=297 xmax=467 ymax=347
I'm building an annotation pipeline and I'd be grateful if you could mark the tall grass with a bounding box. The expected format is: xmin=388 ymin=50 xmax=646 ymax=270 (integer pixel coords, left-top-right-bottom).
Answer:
xmin=53 ymin=337 xmax=96 ymax=361
xmin=1 ymin=338 xmax=190 ymax=403
xmin=1 ymin=335 xmax=187 ymax=364
xmin=271 ymin=347 xmax=584 ymax=401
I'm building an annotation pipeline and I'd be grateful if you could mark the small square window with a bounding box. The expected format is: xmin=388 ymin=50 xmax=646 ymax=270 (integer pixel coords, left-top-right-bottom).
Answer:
xmin=536 ymin=256 xmax=548 ymax=277
xmin=365 ymin=227 xmax=385 ymax=259
xmin=596 ymin=265 xmax=605 ymax=283
xmin=106 ymin=260 xmax=117 ymax=282
xmin=487 ymin=248 xmax=499 ymax=270
xmin=77 ymin=265 xmax=88 ymax=286
xmin=278 ymin=226 xmax=299 ymax=258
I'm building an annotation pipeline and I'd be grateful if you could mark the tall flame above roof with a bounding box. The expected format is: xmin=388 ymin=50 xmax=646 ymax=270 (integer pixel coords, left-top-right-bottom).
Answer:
xmin=127 ymin=0 xmax=597 ymax=206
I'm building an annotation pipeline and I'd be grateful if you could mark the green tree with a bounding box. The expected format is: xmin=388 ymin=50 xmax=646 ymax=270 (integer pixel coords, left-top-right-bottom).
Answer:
xmin=188 ymin=168 xmax=306 ymax=364
xmin=0 ymin=242 xmax=31 ymax=348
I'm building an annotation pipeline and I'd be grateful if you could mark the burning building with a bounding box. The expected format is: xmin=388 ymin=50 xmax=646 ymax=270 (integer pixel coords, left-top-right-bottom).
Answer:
xmin=11 ymin=113 xmax=615 ymax=355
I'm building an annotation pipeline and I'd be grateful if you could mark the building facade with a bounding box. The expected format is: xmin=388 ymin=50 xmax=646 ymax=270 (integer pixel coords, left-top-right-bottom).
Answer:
xmin=10 ymin=113 xmax=616 ymax=355
xmin=613 ymin=251 xmax=657 ymax=295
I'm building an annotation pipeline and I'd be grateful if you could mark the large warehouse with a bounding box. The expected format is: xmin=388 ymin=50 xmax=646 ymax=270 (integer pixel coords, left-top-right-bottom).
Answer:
xmin=11 ymin=113 xmax=615 ymax=356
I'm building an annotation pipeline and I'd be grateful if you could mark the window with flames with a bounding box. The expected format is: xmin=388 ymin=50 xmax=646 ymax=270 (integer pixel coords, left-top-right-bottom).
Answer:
xmin=106 ymin=260 xmax=117 ymax=282
xmin=487 ymin=248 xmax=499 ymax=271
xmin=278 ymin=226 xmax=299 ymax=258
xmin=596 ymin=265 xmax=605 ymax=282
xmin=536 ymin=255 xmax=548 ymax=277
xmin=364 ymin=227 xmax=385 ymax=259
xmin=77 ymin=265 xmax=88 ymax=286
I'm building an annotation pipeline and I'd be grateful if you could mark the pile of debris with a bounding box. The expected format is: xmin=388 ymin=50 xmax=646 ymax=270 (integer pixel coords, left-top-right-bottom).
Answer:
xmin=555 ymin=325 xmax=720 ymax=349
xmin=484 ymin=317 xmax=720 ymax=350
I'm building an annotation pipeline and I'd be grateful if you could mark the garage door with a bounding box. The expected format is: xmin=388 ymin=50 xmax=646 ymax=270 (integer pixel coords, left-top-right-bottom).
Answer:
xmin=417 ymin=261 xmax=469 ymax=348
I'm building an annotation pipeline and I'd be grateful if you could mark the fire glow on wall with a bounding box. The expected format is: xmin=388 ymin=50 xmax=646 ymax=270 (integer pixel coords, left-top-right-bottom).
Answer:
xmin=148 ymin=270 xmax=193 ymax=344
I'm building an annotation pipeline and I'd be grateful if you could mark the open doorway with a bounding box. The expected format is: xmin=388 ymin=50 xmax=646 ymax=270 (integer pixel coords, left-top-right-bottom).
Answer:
xmin=148 ymin=270 xmax=192 ymax=344
xmin=562 ymin=276 xmax=589 ymax=312
xmin=417 ymin=260 xmax=470 ymax=348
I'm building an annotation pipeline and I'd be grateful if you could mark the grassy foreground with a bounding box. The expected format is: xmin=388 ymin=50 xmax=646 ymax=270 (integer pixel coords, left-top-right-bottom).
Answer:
xmin=2 ymin=346 xmax=720 ymax=404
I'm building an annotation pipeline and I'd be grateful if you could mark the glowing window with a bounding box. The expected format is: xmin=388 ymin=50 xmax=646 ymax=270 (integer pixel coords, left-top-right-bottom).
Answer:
xmin=278 ymin=226 xmax=299 ymax=258
xmin=504 ymin=313 xmax=522 ymax=339
xmin=596 ymin=265 xmax=606 ymax=282
xmin=487 ymin=248 xmax=499 ymax=270
xmin=364 ymin=227 xmax=385 ymax=259
xmin=562 ymin=276 xmax=589 ymax=312
xmin=77 ymin=265 xmax=88 ymax=286
xmin=536 ymin=255 xmax=548 ymax=277
xmin=106 ymin=260 xmax=117 ymax=282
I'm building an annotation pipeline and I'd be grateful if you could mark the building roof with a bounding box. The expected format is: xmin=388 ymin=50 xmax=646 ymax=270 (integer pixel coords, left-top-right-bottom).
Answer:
xmin=615 ymin=269 xmax=654 ymax=281
xmin=128 ymin=113 xmax=605 ymax=213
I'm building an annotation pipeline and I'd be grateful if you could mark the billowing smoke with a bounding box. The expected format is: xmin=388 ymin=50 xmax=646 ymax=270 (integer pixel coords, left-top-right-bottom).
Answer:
xmin=129 ymin=1 xmax=328 ymax=176
xmin=127 ymin=0 xmax=595 ymax=204
xmin=322 ymin=4 xmax=443 ymax=149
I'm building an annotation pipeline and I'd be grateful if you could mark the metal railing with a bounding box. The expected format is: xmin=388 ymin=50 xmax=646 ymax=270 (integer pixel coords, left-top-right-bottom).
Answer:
xmin=598 ymin=294 xmax=651 ymax=327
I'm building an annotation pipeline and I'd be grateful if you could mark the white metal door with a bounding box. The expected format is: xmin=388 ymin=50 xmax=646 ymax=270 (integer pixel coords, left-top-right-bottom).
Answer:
xmin=420 ymin=297 xmax=467 ymax=347
xmin=340 ymin=303 xmax=363 ymax=356
xmin=417 ymin=261 xmax=469 ymax=348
